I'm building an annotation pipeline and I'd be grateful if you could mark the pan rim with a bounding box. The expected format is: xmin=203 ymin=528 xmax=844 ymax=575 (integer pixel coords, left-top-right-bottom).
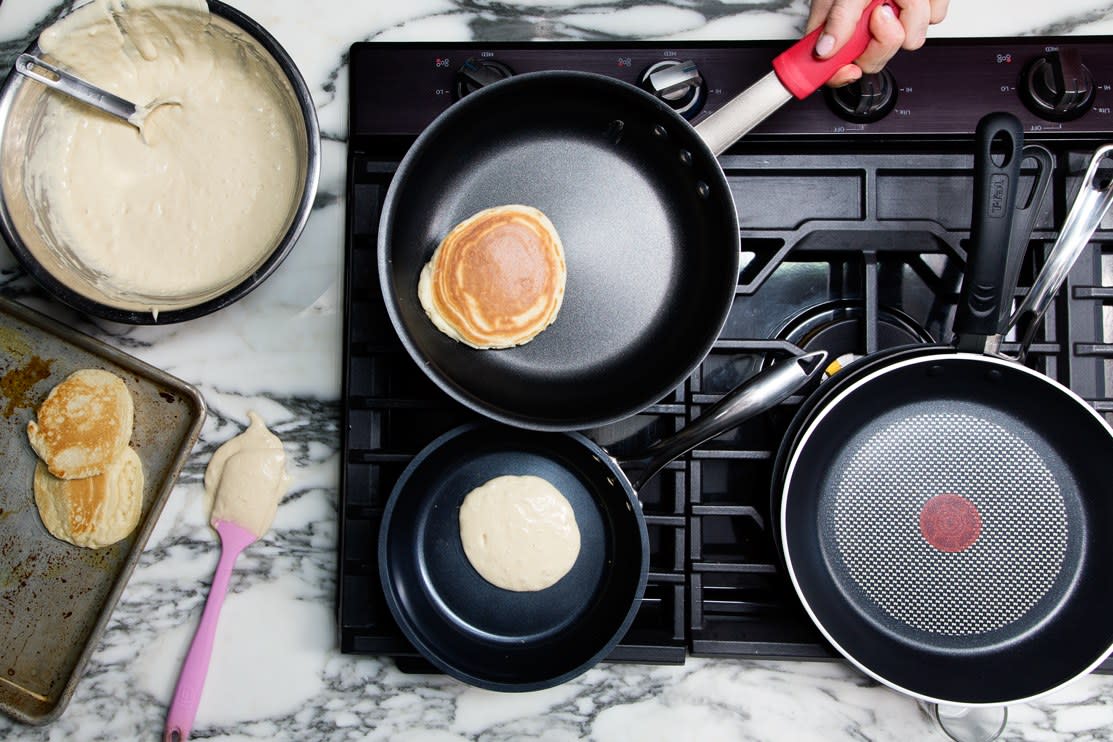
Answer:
xmin=376 ymin=69 xmax=739 ymax=432
xmin=377 ymin=422 xmax=650 ymax=691
xmin=778 ymin=351 xmax=1113 ymax=706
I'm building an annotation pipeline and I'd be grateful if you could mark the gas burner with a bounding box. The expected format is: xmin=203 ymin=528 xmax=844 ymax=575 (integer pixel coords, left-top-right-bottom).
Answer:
xmin=773 ymin=300 xmax=935 ymax=376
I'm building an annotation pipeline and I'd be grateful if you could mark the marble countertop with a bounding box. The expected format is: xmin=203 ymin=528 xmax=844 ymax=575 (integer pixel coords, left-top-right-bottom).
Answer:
xmin=3 ymin=1 xmax=1113 ymax=740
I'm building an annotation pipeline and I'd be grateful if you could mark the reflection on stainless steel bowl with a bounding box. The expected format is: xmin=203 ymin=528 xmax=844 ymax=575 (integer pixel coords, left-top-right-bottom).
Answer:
xmin=0 ymin=0 xmax=320 ymax=324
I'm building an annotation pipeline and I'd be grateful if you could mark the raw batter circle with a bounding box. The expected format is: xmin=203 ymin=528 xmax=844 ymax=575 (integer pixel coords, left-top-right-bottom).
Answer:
xmin=458 ymin=474 xmax=581 ymax=592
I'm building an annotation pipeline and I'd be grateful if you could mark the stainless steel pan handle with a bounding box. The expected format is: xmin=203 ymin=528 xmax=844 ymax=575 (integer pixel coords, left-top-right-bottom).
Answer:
xmin=1008 ymin=144 xmax=1113 ymax=359
xmin=624 ymin=351 xmax=827 ymax=490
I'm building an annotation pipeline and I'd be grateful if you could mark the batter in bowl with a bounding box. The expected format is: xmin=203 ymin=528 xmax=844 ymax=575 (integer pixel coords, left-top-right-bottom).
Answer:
xmin=26 ymin=0 xmax=301 ymax=300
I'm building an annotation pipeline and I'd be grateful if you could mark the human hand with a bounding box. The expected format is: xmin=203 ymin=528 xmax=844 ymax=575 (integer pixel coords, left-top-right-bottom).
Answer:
xmin=806 ymin=0 xmax=949 ymax=86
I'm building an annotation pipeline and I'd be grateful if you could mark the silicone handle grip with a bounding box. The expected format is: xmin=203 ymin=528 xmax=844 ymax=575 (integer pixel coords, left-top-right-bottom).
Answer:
xmin=955 ymin=112 xmax=1024 ymax=340
xmin=772 ymin=0 xmax=899 ymax=99
xmin=164 ymin=521 xmax=257 ymax=742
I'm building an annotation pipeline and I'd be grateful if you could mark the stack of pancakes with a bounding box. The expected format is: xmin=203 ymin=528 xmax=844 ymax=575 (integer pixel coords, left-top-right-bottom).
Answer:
xmin=418 ymin=205 xmax=566 ymax=349
xmin=27 ymin=369 xmax=144 ymax=549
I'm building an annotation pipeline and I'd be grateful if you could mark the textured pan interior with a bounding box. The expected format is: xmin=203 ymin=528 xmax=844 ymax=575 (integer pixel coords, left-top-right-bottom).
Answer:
xmin=827 ymin=405 xmax=1071 ymax=637
xmin=781 ymin=354 xmax=1113 ymax=705
xmin=0 ymin=297 xmax=205 ymax=724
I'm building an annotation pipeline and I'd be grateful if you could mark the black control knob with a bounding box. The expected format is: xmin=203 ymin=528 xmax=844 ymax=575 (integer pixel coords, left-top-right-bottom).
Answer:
xmin=638 ymin=60 xmax=705 ymax=119
xmin=824 ymin=70 xmax=898 ymax=123
xmin=454 ymin=58 xmax=514 ymax=99
xmin=1021 ymin=48 xmax=1095 ymax=121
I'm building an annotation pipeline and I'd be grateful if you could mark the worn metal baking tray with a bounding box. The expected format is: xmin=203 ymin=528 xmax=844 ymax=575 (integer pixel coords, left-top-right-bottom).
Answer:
xmin=0 ymin=296 xmax=206 ymax=725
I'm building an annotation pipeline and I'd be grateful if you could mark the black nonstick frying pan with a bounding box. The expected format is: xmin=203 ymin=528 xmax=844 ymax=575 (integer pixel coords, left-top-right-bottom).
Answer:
xmin=772 ymin=115 xmax=1113 ymax=706
xmin=379 ymin=1 xmax=897 ymax=431
xmin=380 ymin=350 xmax=827 ymax=691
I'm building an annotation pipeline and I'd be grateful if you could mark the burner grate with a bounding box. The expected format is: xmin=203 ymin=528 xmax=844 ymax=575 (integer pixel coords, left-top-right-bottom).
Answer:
xmin=339 ymin=163 xmax=690 ymax=665
xmin=341 ymin=51 xmax=1113 ymax=673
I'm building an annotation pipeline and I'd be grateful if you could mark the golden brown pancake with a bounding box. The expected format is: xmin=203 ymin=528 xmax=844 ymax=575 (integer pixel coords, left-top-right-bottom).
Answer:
xmin=34 ymin=446 xmax=144 ymax=549
xmin=27 ymin=368 xmax=134 ymax=479
xmin=418 ymin=205 xmax=566 ymax=349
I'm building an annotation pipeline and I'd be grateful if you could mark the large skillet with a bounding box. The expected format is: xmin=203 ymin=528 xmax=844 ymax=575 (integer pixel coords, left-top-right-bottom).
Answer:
xmin=773 ymin=115 xmax=1113 ymax=706
xmin=379 ymin=1 xmax=896 ymax=431
xmin=380 ymin=350 xmax=826 ymax=691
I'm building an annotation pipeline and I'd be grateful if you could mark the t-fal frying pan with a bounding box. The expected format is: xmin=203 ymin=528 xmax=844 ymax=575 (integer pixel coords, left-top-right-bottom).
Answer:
xmin=772 ymin=115 xmax=1113 ymax=706
xmin=378 ymin=1 xmax=897 ymax=431
xmin=380 ymin=351 xmax=827 ymax=691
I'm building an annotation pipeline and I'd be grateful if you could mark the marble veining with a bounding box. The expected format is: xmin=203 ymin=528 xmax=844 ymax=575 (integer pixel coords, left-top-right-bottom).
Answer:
xmin=2 ymin=0 xmax=1113 ymax=740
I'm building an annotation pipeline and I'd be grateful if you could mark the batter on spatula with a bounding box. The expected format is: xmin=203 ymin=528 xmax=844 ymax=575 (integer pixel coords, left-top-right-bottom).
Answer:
xmin=164 ymin=412 xmax=290 ymax=742
xmin=203 ymin=411 xmax=290 ymax=536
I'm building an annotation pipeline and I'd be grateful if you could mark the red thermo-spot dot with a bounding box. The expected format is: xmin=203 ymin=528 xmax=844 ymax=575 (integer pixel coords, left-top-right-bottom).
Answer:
xmin=919 ymin=493 xmax=983 ymax=553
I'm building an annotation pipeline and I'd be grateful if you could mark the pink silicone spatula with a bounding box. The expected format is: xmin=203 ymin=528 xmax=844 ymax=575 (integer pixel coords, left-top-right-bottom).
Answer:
xmin=163 ymin=520 xmax=256 ymax=742
xmin=164 ymin=413 xmax=287 ymax=741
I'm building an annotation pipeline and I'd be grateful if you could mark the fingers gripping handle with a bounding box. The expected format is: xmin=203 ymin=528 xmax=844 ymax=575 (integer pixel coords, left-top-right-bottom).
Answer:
xmin=694 ymin=0 xmax=898 ymax=155
xmin=772 ymin=0 xmax=900 ymax=99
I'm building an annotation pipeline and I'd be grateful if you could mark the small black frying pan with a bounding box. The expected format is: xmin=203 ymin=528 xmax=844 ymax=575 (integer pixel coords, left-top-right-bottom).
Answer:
xmin=378 ymin=1 xmax=897 ymax=431
xmin=773 ymin=115 xmax=1113 ymax=706
xmin=379 ymin=351 xmax=826 ymax=690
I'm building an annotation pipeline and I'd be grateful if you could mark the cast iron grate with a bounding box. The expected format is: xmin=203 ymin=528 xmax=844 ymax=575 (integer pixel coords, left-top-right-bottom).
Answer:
xmin=340 ymin=145 xmax=1113 ymax=673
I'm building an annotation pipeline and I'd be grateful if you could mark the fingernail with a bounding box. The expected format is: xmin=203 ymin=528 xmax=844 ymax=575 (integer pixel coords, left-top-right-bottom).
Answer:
xmin=815 ymin=33 xmax=835 ymax=57
xmin=880 ymin=4 xmax=897 ymax=21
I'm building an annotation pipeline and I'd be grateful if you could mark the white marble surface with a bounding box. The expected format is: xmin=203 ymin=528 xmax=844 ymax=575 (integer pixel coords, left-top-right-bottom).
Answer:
xmin=2 ymin=1 xmax=1113 ymax=740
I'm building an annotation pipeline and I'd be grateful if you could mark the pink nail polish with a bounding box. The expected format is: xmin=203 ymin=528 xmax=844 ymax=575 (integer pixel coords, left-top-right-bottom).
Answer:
xmin=815 ymin=33 xmax=835 ymax=57
xmin=881 ymin=4 xmax=897 ymax=20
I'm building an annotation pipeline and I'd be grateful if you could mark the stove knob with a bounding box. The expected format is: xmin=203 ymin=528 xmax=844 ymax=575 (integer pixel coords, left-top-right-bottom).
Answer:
xmin=454 ymin=58 xmax=514 ymax=99
xmin=1021 ymin=48 xmax=1095 ymax=121
xmin=639 ymin=60 xmax=706 ymax=119
xmin=824 ymin=70 xmax=897 ymax=123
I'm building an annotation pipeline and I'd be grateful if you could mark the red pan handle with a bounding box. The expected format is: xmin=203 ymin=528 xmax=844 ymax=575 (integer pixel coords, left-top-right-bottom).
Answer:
xmin=695 ymin=0 xmax=900 ymax=155
xmin=773 ymin=0 xmax=900 ymax=99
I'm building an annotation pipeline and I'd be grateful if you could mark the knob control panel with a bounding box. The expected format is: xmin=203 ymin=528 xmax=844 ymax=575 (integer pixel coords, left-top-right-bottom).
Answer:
xmin=1020 ymin=48 xmax=1096 ymax=121
xmin=454 ymin=58 xmax=514 ymax=99
xmin=350 ymin=38 xmax=1113 ymax=140
xmin=638 ymin=60 xmax=706 ymax=119
xmin=824 ymin=70 xmax=898 ymax=123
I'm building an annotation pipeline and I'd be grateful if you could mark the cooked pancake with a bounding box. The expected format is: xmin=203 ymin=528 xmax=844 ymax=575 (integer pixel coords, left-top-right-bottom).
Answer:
xmin=418 ymin=205 xmax=566 ymax=349
xmin=34 ymin=446 xmax=144 ymax=549
xmin=27 ymin=369 xmax=134 ymax=479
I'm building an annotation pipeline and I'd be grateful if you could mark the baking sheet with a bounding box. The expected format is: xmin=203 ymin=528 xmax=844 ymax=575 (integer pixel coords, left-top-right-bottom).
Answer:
xmin=0 ymin=296 xmax=205 ymax=725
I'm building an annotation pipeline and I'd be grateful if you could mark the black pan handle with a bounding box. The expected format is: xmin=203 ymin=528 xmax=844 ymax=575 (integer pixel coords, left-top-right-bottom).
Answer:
xmin=999 ymin=144 xmax=1054 ymax=333
xmin=955 ymin=113 xmax=1024 ymax=352
xmin=623 ymin=351 xmax=827 ymax=490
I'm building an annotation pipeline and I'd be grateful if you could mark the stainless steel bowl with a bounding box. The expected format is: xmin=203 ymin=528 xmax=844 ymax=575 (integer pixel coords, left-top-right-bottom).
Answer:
xmin=0 ymin=0 xmax=321 ymax=324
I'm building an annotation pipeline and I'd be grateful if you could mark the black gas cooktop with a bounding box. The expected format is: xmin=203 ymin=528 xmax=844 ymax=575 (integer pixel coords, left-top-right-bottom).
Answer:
xmin=340 ymin=38 xmax=1113 ymax=673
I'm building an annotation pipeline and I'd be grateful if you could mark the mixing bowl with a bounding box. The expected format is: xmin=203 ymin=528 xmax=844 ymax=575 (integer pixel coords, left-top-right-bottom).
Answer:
xmin=0 ymin=0 xmax=320 ymax=324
